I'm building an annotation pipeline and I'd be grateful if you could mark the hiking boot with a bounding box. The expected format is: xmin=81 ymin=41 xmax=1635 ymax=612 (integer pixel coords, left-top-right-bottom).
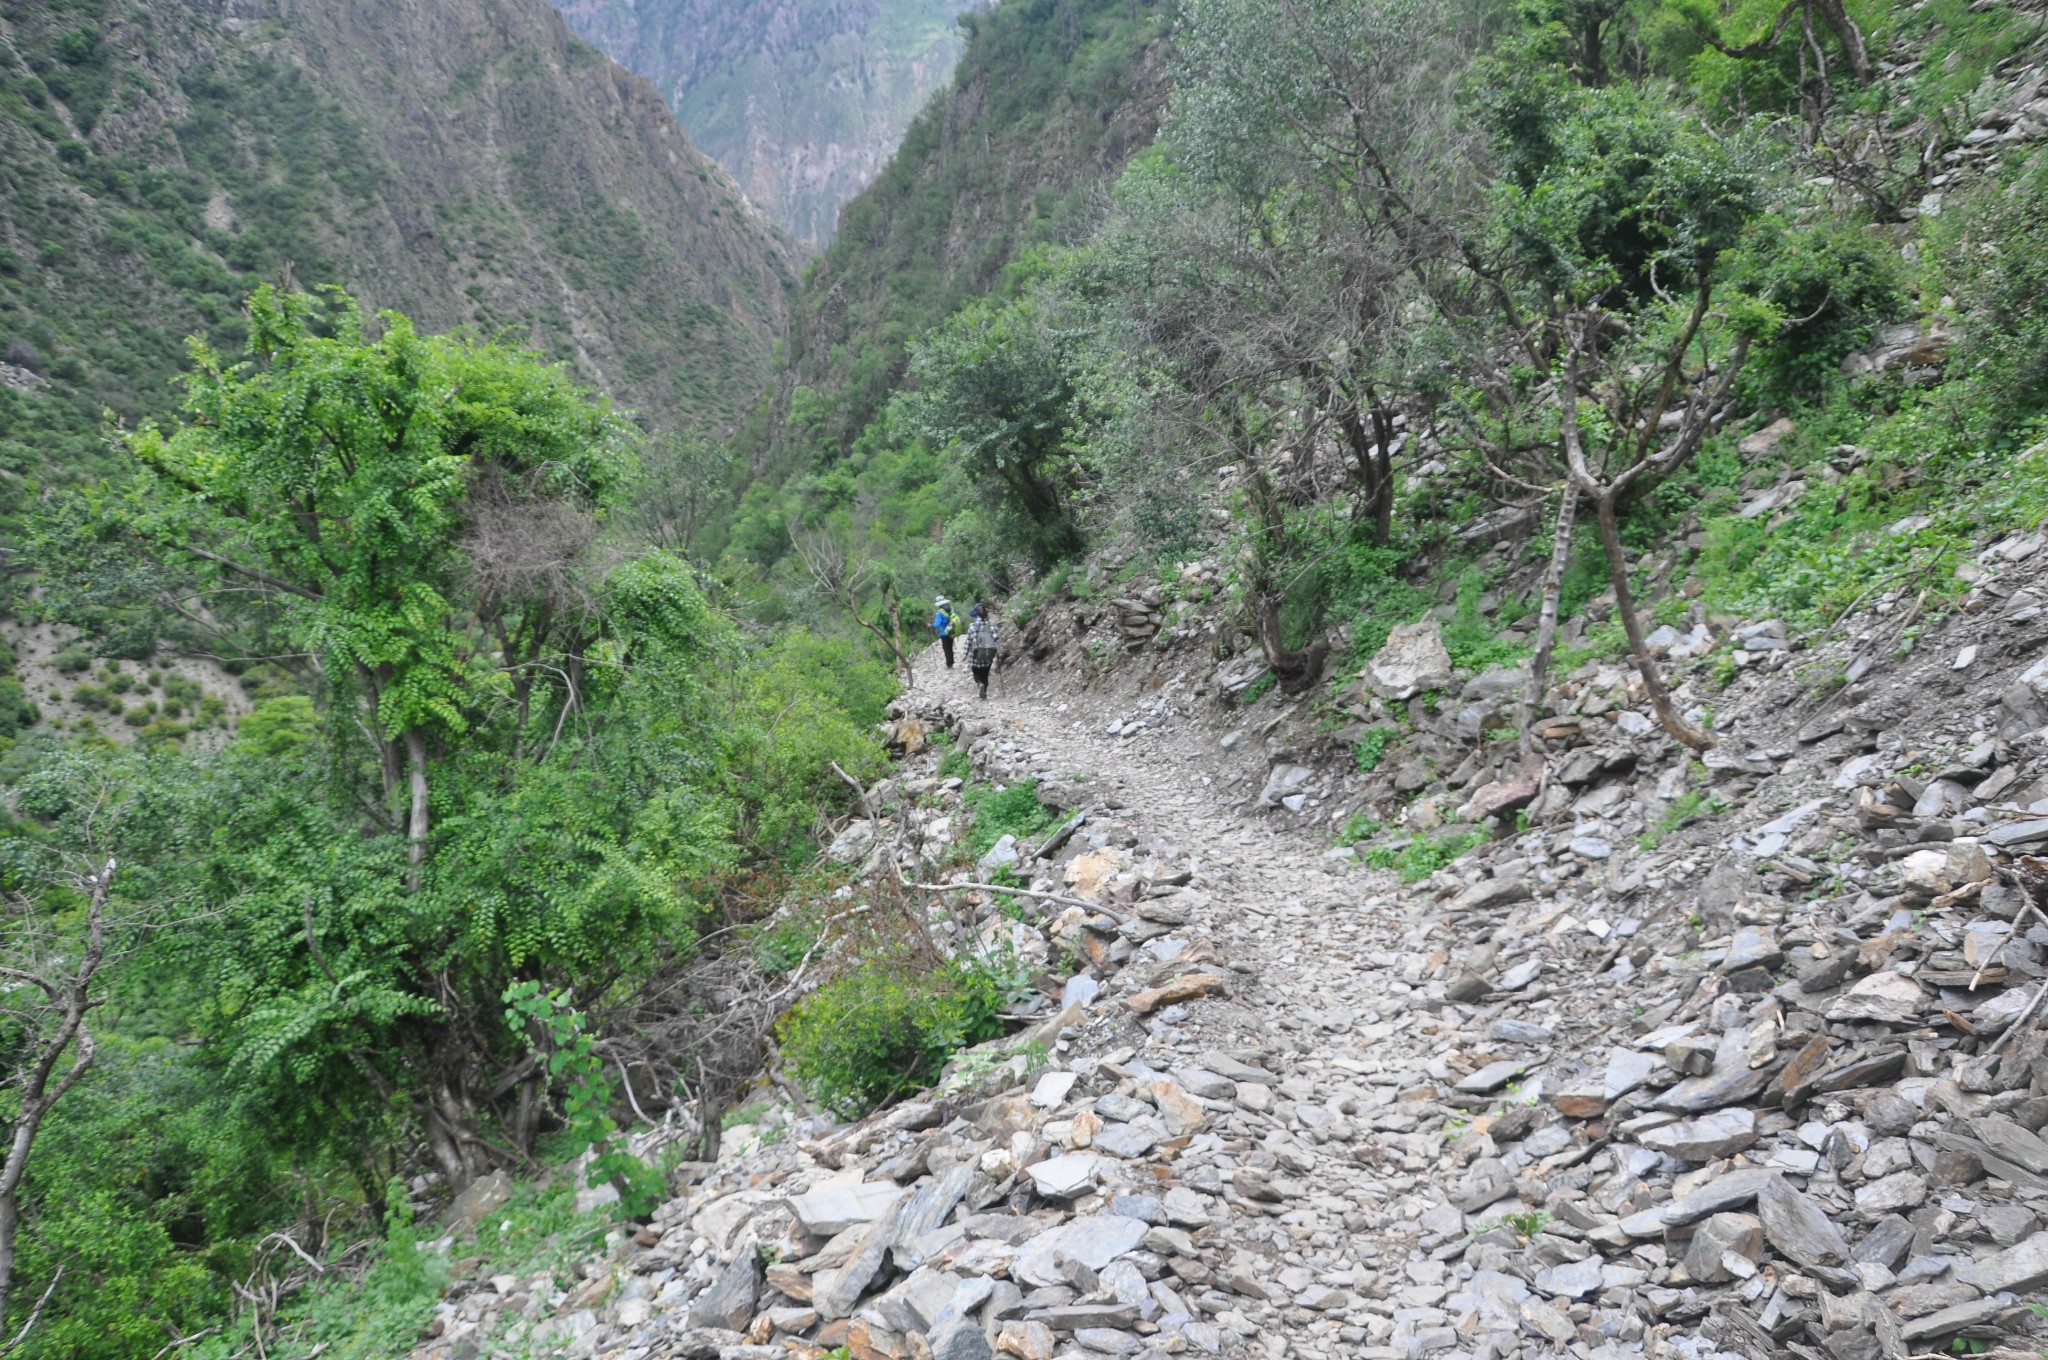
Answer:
xmin=978 ymin=681 xmax=988 ymax=699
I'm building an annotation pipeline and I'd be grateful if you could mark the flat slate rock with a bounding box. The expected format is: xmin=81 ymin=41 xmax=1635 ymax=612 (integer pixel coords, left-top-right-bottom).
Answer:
xmin=787 ymin=1181 xmax=904 ymax=1237
xmin=1455 ymin=1059 xmax=1527 ymax=1094
xmin=1532 ymin=1256 xmax=1604 ymax=1299
xmin=1026 ymin=1153 xmax=1106 ymax=1199
xmin=1012 ymin=1216 xmax=1151 ymax=1290
xmin=1638 ymin=1108 xmax=1757 ymax=1161
xmin=1655 ymin=1060 xmax=1771 ymax=1113
xmin=1958 ymin=1229 xmax=2048 ymax=1294
xmin=1899 ymin=1295 xmax=2008 ymax=1344
xmin=1985 ymin=819 xmax=2048 ymax=848
xmin=1654 ymin=1169 xmax=1777 ymax=1232
xmin=1976 ymin=1115 xmax=2048 ymax=1174
xmin=1758 ymin=1173 xmax=1851 ymax=1269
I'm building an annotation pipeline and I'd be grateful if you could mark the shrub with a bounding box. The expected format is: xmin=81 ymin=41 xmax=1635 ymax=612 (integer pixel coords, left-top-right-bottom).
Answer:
xmin=937 ymin=747 xmax=972 ymax=781
xmin=780 ymin=954 xmax=1019 ymax=1116
xmin=1366 ymin=830 xmax=1487 ymax=882
xmin=1336 ymin=812 xmax=1381 ymax=846
xmin=0 ymin=679 xmax=35 ymax=731
xmin=232 ymin=695 xmax=316 ymax=758
xmin=1950 ymin=159 xmax=2048 ymax=439
xmin=1443 ymin=569 xmax=1525 ymax=672
xmin=961 ymin=780 xmax=1062 ymax=856
xmin=1352 ymin=727 xmax=1394 ymax=773
xmin=53 ymin=647 xmax=91 ymax=674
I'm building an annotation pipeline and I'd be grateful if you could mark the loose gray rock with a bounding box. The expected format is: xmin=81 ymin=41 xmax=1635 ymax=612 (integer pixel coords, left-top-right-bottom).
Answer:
xmin=1012 ymin=1216 xmax=1151 ymax=1290
xmin=1638 ymin=1108 xmax=1757 ymax=1161
xmin=689 ymin=1249 xmax=760 ymax=1330
xmin=1682 ymin=1212 xmax=1763 ymax=1284
xmin=1758 ymin=1173 xmax=1851 ymax=1269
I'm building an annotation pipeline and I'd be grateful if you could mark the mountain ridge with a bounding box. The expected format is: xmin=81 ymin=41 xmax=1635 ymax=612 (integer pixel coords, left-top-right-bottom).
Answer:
xmin=0 ymin=0 xmax=796 ymax=499
xmin=552 ymin=0 xmax=970 ymax=246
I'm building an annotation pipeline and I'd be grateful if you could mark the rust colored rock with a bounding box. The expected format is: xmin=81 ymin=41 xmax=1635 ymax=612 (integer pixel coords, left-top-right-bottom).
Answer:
xmin=1776 ymin=1034 xmax=1834 ymax=1105
xmin=1124 ymin=972 xmax=1228 ymax=1014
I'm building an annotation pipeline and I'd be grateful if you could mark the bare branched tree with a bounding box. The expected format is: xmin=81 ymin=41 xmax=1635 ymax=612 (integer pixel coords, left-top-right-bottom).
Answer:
xmin=0 ymin=858 xmax=114 ymax=1331
xmin=789 ymin=526 xmax=917 ymax=688
xmin=1554 ymin=307 xmax=1753 ymax=751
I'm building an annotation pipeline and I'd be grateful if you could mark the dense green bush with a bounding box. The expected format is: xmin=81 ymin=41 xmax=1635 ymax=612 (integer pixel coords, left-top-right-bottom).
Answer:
xmin=1735 ymin=218 xmax=1905 ymax=407
xmin=0 ymin=679 xmax=39 ymax=732
xmin=1950 ymin=159 xmax=2048 ymax=440
xmin=779 ymin=954 xmax=1021 ymax=1116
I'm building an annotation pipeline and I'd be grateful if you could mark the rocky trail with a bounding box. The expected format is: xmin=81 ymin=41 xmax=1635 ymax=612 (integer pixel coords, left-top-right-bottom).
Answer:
xmin=413 ymin=539 xmax=2048 ymax=1360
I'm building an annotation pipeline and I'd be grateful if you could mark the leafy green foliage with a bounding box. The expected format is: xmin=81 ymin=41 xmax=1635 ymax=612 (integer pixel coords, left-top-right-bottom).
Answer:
xmin=961 ymin=781 xmax=1063 ymax=858
xmin=1351 ymin=728 xmax=1395 ymax=773
xmin=1 ymin=290 xmax=896 ymax=1350
xmin=5 ymin=1042 xmax=280 ymax=1360
xmin=779 ymin=954 xmax=1020 ymax=1117
xmin=1364 ymin=831 xmax=1488 ymax=883
xmin=909 ymin=297 xmax=1088 ymax=568
xmin=1949 ymin=159 xmax=2048 ymax=440
xmin=1733 ymin=217 xmax=1904 ymax=406
xmin=1336 ymin=813 xmax=1382 ymax=846
xmin=502 ymin=983 xmax=662 ymax=1220
xmin=232 ymin=695 xmax=316 ymax=759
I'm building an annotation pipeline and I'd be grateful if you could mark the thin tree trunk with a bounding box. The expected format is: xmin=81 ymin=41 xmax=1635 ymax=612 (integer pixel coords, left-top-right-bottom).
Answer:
xmin=1336 ymin=403 xmax=1397 ymax=543
xmin=1592 ymin=492 xmax=1714 ymax=750
xmin=1256 ymin=596 xmax=1330 ymax=695
xmin=0 ymin=861 xmax=111 ymax=1325
xmin=404 ymin=730 xmax=430 ymax=891
xmin=1521 ymin=483 xmax=1579 ymax=759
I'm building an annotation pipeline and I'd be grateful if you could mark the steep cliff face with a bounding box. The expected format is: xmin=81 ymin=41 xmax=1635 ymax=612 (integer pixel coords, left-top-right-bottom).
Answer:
xmin=551 ymin=0 xmax=969 ymax=247
xmin=767 ymin=0 xmax=1170 ymax=468
xmin=0 ymin=0 xmax=796 ymax=492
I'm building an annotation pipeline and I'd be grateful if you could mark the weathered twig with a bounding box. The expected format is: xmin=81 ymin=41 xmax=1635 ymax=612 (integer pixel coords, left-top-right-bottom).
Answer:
xmin=906 ymin=880 xmax=1105 ymax=913
xmin=0 ymin=1266 xmax=62 ymax=1356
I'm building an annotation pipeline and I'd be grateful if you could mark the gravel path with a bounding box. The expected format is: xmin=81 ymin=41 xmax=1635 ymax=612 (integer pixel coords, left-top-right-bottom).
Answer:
xmin=902 ymin=650 xmax=1623 ymax=1360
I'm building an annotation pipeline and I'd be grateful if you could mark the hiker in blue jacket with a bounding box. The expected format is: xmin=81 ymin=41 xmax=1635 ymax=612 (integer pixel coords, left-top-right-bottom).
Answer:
xmin=932 ymin=596 xmax=957 ymax=669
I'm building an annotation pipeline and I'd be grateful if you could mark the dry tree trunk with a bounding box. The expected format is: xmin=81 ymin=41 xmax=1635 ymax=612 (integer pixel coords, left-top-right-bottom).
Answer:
xmin=1590 ymin=490 xmax=1713 ymax=750
xmin=1555 ymin=333 xmax=1718 ymax=752
xmin=404 ymin=730 xmax=431 ymax=892
xmin=0 ymin=860 xmax=113 ymax=1329
xmin=1521 ymin=482 xmax=1580 ymax=760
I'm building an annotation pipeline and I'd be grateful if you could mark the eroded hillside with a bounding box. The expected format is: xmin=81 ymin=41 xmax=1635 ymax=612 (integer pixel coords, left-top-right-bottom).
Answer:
xmin=0 ymin=0 xmax=796 ymax=499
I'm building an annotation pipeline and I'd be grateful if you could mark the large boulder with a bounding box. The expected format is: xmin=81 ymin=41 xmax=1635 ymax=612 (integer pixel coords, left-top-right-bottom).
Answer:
xmin=1366 ymin=620 xmax=1453 ymax=701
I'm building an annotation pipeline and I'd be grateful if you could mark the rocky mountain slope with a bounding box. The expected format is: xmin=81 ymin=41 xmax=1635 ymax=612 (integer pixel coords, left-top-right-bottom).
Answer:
xmin=551 ymin=0 xmax=969 ymax=246
xmin=0 ymin=0 xmax=796 ymax=497
xmin=755 ymin=0 xmax=1169 ymax=472
xmin=395 ymin=511 xmax=2048 ymax=1360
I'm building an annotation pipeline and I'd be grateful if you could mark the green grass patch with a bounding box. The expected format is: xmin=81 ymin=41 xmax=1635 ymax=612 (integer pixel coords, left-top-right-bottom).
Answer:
xmin=1364 ymin=830 xmax=1487 ymax=882
xmin=1352 ymin=726 xmax=1395 ymax=773
xmin=1336 ymin=813 xmax=1382 ymax=846
xmin=1639 ymin=788 xmax=1722 ymax=850
xmin=961 ymin=780 xmax=1063 ymax=857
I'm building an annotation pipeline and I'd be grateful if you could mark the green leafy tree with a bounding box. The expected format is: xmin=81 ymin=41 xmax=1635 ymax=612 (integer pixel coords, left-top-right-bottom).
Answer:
xmin=908 ymin=297 xmax=1087 ymax=569
xmin=129 ymin=285 xmax=629 ymax=885
xmin=1470 ymin=84 xmax=1775 ymax=748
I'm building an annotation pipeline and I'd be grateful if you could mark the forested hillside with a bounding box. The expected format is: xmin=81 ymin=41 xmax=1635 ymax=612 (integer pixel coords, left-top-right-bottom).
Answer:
xmin=551 ymin=0 xmax=970 ymax=245
xmin=6 ymin=0 xmax=2048 ymax=1354
xmin=0 ymin=0 xmax=796 ymax=504
xmin=710 ymin=0 xmax=1170 ymax=596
